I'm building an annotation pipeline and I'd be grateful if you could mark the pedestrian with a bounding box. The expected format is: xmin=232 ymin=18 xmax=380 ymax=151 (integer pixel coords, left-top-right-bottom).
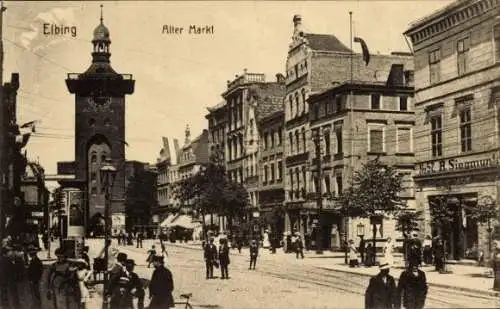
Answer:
xmin=146 ymin=246 xmax=156 ymax=268
xmin=237 ymin=235 xmax=243 ymax=253
xmin=204 ymin=238 xmax=218 ymax=279
xmin=295 ymin=235 xmax=304 ymax=259
xmin=396 ymin=263 xmax=428 ymax=309
xmin=148 ymin=255 xmax=174 ymax=309
xmin=433 ymin=237 xmax=445 ymax=273
xmin=407 ymin=232 xmax=422 ymax=267
xmin=218 ymin=238 xmax=230 ymax=279
xmin=422 ymin=235 xmax=433 ymax=265
xmin=81 ymin=246 xmax=91 ymax=270
xmin=359 ymin=235 xmax=366 ymax=265
xmin=47 ymin=248 xmax=79 ymax=309
xmin=160 ymin=239 xmax=168 ymax=257
xmin=74 ymin=259 xmax=92 ymax=309
xmin=111 ymin=252 xmax=128 ymax=276
xmin=107 ymin=259 xmax=134 ymax=309
xmin=348 ymin=239 xmax=360 ymax=267
xmin=136 ymin=232 xmax=144 ymax=248
xmin=27 ymin=246 xmax=44 ymax=309
xmin=0 ymin=245 xmax=22 ymax=309
xmin=364 ymin=243 xmax=375 ymax=267
xmin=365 ymin=259 xmax=398 ymax=309
xmin=249 ymin=239 xmax=259 ymax=270
xmin=383 ymin=237 xmax=395 ymax=267
xmin=124 ymin=259 xmax=145 ymax=309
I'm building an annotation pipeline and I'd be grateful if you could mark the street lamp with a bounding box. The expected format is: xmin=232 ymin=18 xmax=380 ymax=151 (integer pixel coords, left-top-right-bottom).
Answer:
xmin=99 ymin=158 xmax=117 ymax=309
xmin=357 ymin=222 xmax=365 ymax=237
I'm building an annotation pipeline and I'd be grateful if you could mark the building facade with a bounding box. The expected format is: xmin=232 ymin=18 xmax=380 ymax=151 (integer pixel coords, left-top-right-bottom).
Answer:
xmin=60 ymin=11 xmax=135 ymax=235
xmin=20 ymin=162 xmax=50 ymax=231
xmin=155 ymin=137 xmax=172 ymax=222
xmin=206 ymin=101 xmax=227 ymax=162
xmin=283 ymin=14 xmax=414 ymax=242
xmin=257 ymin=110 xmax=285 ymax=236
xmin=214 ymin=70 xmax=285 ymax=218
xmin=308 ymin=63 xmax=415 ymax=250
xmin=405 ymin=0 xmax=500 ymax=259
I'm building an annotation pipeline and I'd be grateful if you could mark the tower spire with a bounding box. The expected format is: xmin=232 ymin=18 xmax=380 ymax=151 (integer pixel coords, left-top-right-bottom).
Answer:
xmin=100 ymin=4 xmax=103 ymax=24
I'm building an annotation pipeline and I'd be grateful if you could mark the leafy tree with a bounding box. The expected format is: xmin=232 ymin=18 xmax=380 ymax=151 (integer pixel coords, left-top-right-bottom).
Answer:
xmin=338 ymin=157 xmax=406 ymax=218
xmin=395 ymin=210 xmax=423 ymax=237
xmin=337 ymin=157 xmax=406 ymax=257
xmin=125 ymin=169 xmax=157 ymax=232
xmin=173 ymin=150 xmax=249 ymax=237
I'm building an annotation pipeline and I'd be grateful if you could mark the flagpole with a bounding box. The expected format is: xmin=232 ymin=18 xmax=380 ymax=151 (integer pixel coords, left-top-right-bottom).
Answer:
xmin=344 ymin=11 xmax=355 ymax=265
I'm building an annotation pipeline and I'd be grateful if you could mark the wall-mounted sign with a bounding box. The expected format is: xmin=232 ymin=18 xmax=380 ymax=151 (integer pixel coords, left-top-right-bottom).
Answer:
xmin=416 ymin=151 xmax=499 ymax=176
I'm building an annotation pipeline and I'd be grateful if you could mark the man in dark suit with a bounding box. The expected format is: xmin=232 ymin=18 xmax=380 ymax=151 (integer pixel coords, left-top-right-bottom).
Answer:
xmin=365 ymin=260 xmax=398 ymax=309
xmin=249 ymin=239 xmax=259 ymax=270
xmin=218 ymin=239 xmax=230 ymax=279
xmin=149 ymin=255 xmax=174 ymax=309
xmin=397 ymin=264 xmax=428 ymax=309
xmin=204 ymin=238 xmax=218 ymax=279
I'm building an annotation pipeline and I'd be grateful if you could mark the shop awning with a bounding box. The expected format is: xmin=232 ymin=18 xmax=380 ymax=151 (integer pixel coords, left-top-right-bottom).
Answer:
xmin=169 ymin=215 xmax=196 ymax=229
xmin=159 ymin=214 xmax=177 ymax=227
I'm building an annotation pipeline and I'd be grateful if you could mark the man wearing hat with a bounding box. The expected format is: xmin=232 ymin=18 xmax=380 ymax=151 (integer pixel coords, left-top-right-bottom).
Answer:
xmin=149 ymin=255 xmax=174 ymax=309
xmin=365 ymin=259 xmax=398 ymax=309
xmin=124 ymin=259 xmax=145 ymax=309
xmin=249 ymin=239 xmax=259 ymax=270
xmin=396 ymin=263 xmax=428 ymax=309
xmin=27 ymin=246 xmax=44 ymax=308
xmin=203 ymin=238 xmax=218 ymax=279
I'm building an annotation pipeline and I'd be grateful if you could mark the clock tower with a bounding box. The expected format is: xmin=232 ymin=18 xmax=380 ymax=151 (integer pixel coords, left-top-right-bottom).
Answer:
xmin=65 ymin=5 xmax=135 ymax=235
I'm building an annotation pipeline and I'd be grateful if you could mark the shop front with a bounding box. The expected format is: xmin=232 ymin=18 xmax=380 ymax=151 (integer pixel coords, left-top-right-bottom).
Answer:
xmin=415 ymin=150 xmax=500 ymax=260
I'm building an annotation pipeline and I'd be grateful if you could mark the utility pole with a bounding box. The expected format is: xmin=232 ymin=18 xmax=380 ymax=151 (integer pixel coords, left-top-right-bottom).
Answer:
xmin=0 ymin=1 xmax=7 ymax=253
xmin=314 ymin=130 xmax=323 ymax=254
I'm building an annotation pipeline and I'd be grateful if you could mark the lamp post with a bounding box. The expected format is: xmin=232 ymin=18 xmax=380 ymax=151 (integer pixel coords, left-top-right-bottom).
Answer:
xmin=357 ymin=222 xmax=365 ymax=237
xmin=99 ymin=159 xmax=117 ymax=309
xmin=313 ymin=130 xmax=324 ymax=254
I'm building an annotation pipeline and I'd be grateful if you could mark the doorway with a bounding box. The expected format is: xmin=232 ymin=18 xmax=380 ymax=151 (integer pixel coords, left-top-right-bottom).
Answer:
xmin=429 ymin=194 xmax=478 ymax=260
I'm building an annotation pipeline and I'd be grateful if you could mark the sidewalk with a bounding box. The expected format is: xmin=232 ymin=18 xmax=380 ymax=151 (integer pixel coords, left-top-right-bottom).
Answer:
xmin=167 ymin=240 xmax=499 ymax=297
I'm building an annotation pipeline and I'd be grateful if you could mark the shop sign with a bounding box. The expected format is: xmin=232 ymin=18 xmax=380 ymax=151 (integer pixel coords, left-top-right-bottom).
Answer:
xmin=417 ymin=151 xmax=500 ymax=176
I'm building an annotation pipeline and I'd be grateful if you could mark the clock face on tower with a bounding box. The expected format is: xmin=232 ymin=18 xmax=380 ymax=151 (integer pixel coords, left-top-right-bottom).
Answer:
xmin=86 ymin=90 xmax=112 ymax=112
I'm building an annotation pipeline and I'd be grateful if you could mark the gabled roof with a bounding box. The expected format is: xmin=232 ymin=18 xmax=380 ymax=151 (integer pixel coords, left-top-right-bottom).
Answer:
xmin=303 ymin=33 xmax=352 ymax=53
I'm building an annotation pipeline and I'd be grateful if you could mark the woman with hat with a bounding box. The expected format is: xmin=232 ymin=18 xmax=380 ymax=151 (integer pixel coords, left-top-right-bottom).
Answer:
xmin=47 ymin=248 xmax=79 ymax=309
xmin=73 ymin=258 xmax=92 ymax=309
xmin=149 ymin=255 xmax=174 ymax=308
xmin=348 ymin=239 xmax=360 ymax=268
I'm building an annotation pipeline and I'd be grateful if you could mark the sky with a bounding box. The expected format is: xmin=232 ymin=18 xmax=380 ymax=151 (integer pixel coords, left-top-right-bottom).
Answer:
xmin=5 ymin=0 xmax=453 ymax=180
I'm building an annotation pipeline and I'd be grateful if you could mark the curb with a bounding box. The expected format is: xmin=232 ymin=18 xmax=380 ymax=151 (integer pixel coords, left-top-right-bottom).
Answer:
xmin=316 ymin=266 xmax=500 ymax=298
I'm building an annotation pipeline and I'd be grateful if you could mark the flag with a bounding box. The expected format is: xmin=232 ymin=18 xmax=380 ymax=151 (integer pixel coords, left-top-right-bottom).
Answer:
xmin=354 ymin=37 xmax=370 ymax=66
xmin=20 ymin=120 xmax=36 ymax=132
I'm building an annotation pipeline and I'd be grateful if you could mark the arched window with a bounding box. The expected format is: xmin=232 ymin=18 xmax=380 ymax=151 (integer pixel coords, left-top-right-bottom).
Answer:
xmin=295 ymin=130 xmax=300 ymax=153
xmin=289 ymin=95 xmax=293 ymax=119
xmin=91 ymin=153 xmax=97 ymax=163
xmin=101 ymin=154 xmax=107 ymax=163
xmin=295 ymin=92 xmax=300 ymax=115
xmin=301 ymin=89 xmax=307 ymax=113
xmin=302 ymin=128 xmax=306 ymax=152
xmin=289 ymin=132 xmax=293 ymax=154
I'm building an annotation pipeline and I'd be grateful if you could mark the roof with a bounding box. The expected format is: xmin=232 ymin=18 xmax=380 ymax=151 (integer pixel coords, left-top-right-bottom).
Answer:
xmin=207 ymin=100 xmax=227 ymax=112
xmin=405 ymin=0 xmax=471 ymax=34
xmin=256 ymin=96 xmax=283 ymax=122
xmin=303 ymin=33 xmax=352 ymax=53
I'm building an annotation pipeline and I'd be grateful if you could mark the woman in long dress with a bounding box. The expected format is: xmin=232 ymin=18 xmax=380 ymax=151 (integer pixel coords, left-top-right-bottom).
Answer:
xmin=348 ymin=239 xmax=359 ymax=267
xmin=383 ymin=237 xmax=395 ymax=266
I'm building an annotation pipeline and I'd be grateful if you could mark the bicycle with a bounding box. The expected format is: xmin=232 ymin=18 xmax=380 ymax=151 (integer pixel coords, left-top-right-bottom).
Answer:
xmin=174 ymin=292 xmax=193 ymax=309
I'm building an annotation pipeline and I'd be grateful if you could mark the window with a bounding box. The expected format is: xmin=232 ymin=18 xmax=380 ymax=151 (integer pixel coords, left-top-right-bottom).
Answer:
xmin=327 ymin=98 xmax=334 ymax=114
xmin=264 ymin=165 xmax=268 ymax=182
xmin=336 ymin=174 xmax=343 ymax=195
xmin=277 ymin=127 xmax=282 ymax=145
xmin=270 ymin=163 xmax=275 ymax=181
xmin=301 ymin=89 xmax=307 ymax=113
xmin=371 ymin=94 xmax=381 ymax=110
xmin=91 ymin=153 xmax=97 ymax=163
xmin=457 ymin=37 xmax=470 ymax=75
xmin=302 ymin=130 xmax=306 ymax=153
xmin=90 ymin=172 xmax=97 ymax=181
xmin=324 ymin=175 xmax=331 ymax=193
xmin=335 ymin=96 xmax=342 ymax=112
xmin=270 ymin=130 xmax=275 ymax=147
xmin=430 ymin=115 xmax=443 ymax=157
xmin=264 ymin=132 xmax=269 ymax=149
xmin=91 ymin=187 xmax=97 ymax=195
xmin=324 ymin=130 xmax=330 ymax=155
xmin=289 ymin=132 xmax=293 ymax=154
xmin=399 ymin=97 xmax=408 ymax=111
xmin=396 ymin=127 xmax=412 ymax=153
xmin=295 ymin=131 xmax=300 ymax=153
xmin=289 ymin=95 xmax=293 ymax=119
xmin=335 ymin=129 xmax=343 ymax=153
xmin=314 ymin=103 xmax=320 ymax=120
xmin=295 ymin=92 xmax=300 ymax=116
xmin=101 ymin=154 xmax=107 ymax=162
xmin=289 ymin=171 xmax=294 ymax=196
xmin=429 ymin=49 xmax=441 ymax=84
xmin=495 ymin=24 xmax=500 ymax=62
xmin=369 ymin=127 xmax=384 ymax=153
xmin=460 ymin=107 xmax=472 ymax=152
xmin=277 ymin=161 xmax=283 ymax=180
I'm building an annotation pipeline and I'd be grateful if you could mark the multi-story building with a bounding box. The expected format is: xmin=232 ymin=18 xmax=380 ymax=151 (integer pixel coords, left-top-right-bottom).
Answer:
xmin=21 ymin=161 xmax=50 ymax=230
xmin=308 ymin=63 xmax=415 ymax=250
xmin=215 ymin=70 xmax=285 ymax=218
xmin=257 ymin=109 xmax=285 ymax=235
xmin=176 ymin=126 xmax=210 ymax=213
xmin=206 ymin=101 xmax=228 ymax=161
xmin=405 ymin=0 xmax=500 ymax=260
xmin=283 ymin=14 xmax=413 ymax=240
xmin=155 ymin=137 xmax=173 ymax=222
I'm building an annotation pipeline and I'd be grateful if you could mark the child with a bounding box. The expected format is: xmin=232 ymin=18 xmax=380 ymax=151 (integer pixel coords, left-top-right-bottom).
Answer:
xmin=146 ymin=245 xmax=156 ymax=268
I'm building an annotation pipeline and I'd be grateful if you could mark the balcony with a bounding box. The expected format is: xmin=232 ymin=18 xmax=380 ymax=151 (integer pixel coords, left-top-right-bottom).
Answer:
xmin=227 ymin=72 xmax=265 ymax=90
xmin=286 ymin=152 xmax=309 ymax=166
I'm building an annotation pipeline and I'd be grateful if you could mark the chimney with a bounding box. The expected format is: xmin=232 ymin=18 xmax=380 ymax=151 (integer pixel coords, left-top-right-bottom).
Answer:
xmin=184 ymin=124 xmax=191 ymax=145
xmin=173 ymin=139 xmax=180 ymax=164
xmin=293 ymin=14 xmax=303 ymax=36
xmin=275 ymin=73 xmax=285 ymax=83
xmin=404 ymin=70 xmax=414 ymax=86
xmin=162 ymin=137 xmax=171 ymax=161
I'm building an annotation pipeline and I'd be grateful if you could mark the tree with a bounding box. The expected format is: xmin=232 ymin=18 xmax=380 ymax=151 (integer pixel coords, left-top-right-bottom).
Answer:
xmin=173 ymin=150 xmax=249 ymax=237
xmin=338 ymin=157 xmax=406 ymax=259
xmin=125 ymin=169 xmax=157 ymax=232
xmin=395 ymin=210 xmax=423 ymax=237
